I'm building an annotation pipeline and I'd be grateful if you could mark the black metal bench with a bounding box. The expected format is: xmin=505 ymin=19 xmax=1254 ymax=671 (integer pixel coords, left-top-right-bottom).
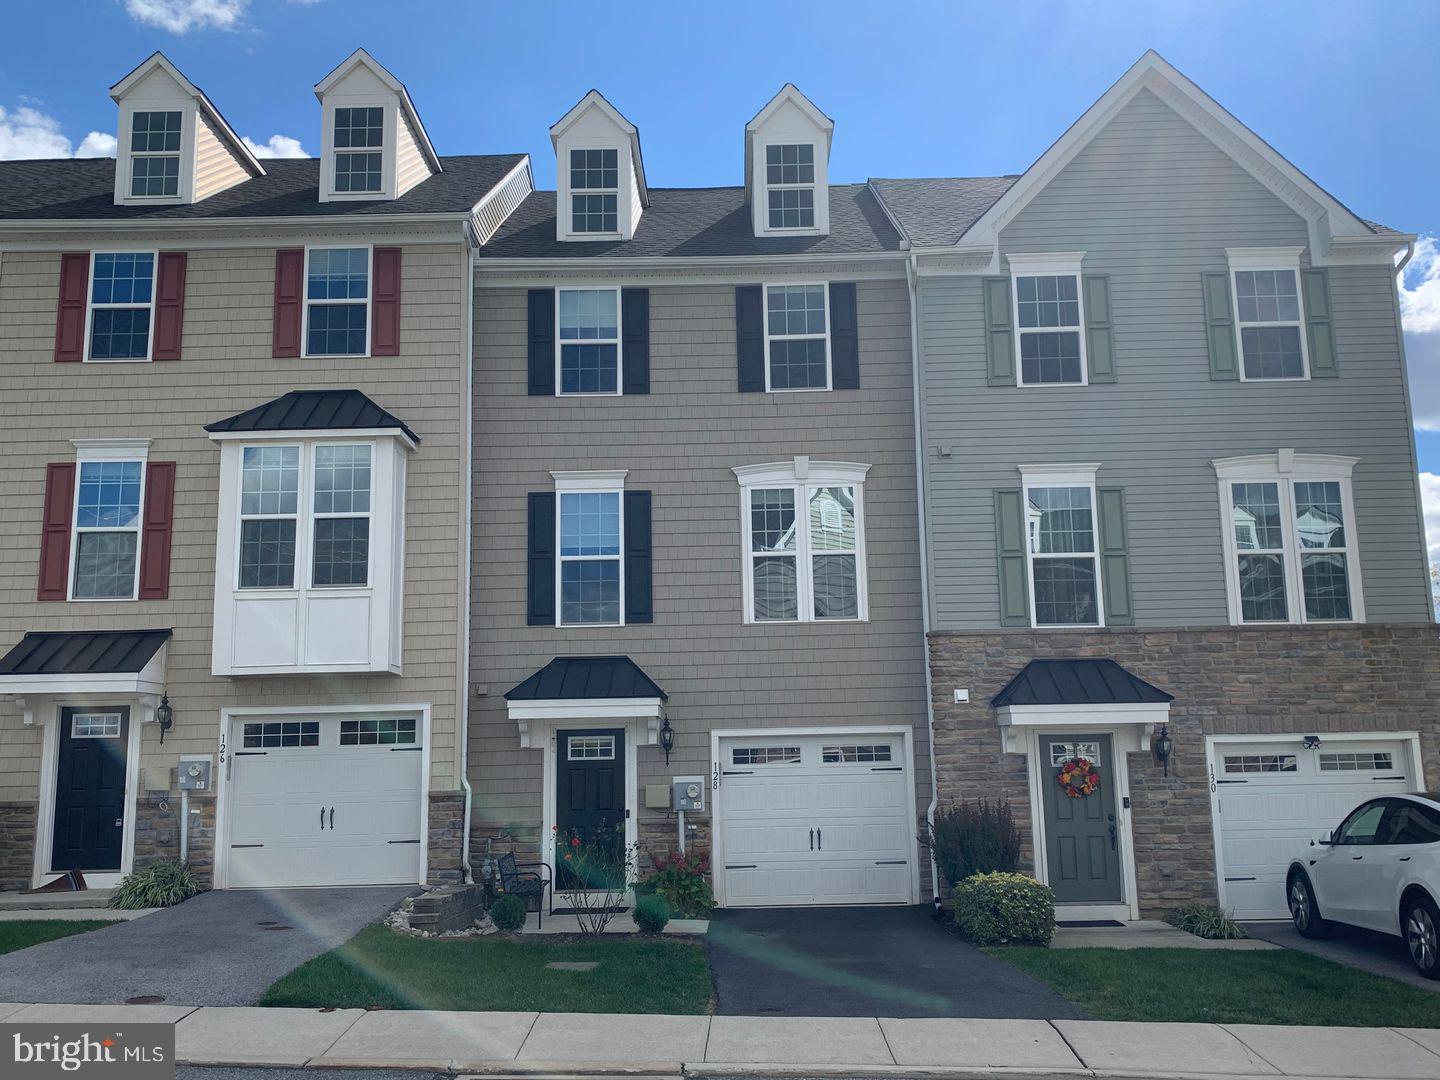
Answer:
xmin=495 ymin=851 xmax=551 ymax=928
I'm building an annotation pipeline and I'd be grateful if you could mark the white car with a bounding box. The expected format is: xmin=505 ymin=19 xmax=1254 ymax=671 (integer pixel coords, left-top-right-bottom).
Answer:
xmin=1287 ymin=792 xmax=1440 ymax=979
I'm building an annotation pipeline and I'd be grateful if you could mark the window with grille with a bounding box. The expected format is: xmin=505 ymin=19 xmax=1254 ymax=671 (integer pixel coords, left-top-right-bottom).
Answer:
xmin=821 ymin=744 xmax=892 ymax=764
xmin=243 ymin=721 xmax=320 ymax=748
xmin=732 ymin=746 xmax=801 ymax=765
xmin=566 ymin=735 xmax=615 ymax=760
xmin=1223 ymin=754 xmax=1298 ymax=774
xmin=1319 ymin=751 xmax=1394 ymax=772
xmin=340 ymin=717 xmax=417 ymax=746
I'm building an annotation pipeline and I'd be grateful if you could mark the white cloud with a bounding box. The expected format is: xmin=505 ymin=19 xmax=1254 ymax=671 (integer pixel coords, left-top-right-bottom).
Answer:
xmin=1422 ymin=472 xmax=1440 ymax=563
xmin=242 ymin=134 xmax=308 ymax=159
xmin=1400 ymin=236 xmax=1440 ymax=432
xmin=0 ymin=104 xmax=114 ymax=160
xmin=124 ymin=0 xmax=247 ymax=33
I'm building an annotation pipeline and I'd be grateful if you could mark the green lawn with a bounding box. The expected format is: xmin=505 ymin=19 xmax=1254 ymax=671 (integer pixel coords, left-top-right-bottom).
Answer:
xmin=0 ymin=920 xmax=119 ymax=956
xmin=259 ymin=925 xmax=713 ymax=1013
xmin=991 ymin=946 xmax=1440 ymax=1027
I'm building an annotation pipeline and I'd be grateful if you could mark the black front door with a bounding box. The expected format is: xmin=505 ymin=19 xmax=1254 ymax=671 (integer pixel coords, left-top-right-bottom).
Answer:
xmin=555 ymin=728 xmax=625 ymax=889
xmin=1041 ymin=732 xmax=1122 ymax=904
xmin=52 ymin=707 xmax=129 ymax=872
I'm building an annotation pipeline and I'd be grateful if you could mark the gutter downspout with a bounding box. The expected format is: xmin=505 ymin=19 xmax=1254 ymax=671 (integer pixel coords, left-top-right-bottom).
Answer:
xmin=906 ymin=253 xmax=942 ymax=902
xmin=458 ymin=241 xmax=477 ymax=883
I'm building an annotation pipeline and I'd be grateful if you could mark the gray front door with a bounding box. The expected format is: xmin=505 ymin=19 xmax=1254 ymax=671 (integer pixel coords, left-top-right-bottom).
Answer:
xmin=1041 ymin=733 xmax=1122 ymax=903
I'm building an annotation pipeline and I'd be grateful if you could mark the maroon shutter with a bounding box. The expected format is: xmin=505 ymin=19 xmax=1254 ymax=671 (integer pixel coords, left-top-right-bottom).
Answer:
xmin=272 ymin=248 xmax=304 ymax=358
xmin=138 ymin=462 xmax=176 ymax=600
xmin=37 ymin=463 xmax=76 ymax=600
xmin=152 ymin=252 xmax=188 ymax=360
xmin=371 ymin=246 xmax=401 ymax=356
xmin=54 ymin=253 xmax=90 ymax=362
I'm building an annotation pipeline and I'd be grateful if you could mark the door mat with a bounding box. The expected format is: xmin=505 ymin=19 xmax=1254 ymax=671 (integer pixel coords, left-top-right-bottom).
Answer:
xmin=1056 ymin=919 xmax=1126 ymax=927
xmin=548 ymin=906 xmax=629 ymax=916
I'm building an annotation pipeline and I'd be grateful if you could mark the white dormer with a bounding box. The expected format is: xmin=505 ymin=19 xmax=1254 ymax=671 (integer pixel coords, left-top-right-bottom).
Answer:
xmin=314 ymin=48 xmax=441 ymax=202
xmin=109 ymin=53 xmax=263 ymax=207
xmin=551 ymin=91 xmax=648 ymax=242
xmin=745 ymin=84 xmax=833 ymax=238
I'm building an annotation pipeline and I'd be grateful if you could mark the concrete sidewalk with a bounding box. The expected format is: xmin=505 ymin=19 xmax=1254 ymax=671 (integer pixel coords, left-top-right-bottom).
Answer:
xmin=5 ymin=1003 xmax=1440 ymax=1078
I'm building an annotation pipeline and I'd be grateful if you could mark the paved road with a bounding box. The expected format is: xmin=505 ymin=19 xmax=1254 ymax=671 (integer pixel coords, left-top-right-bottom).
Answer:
xmin=705 ymin=905 xmax=1086 ymax=1019
xmin=1244 ymin=919 xmax=1439 ymax=992
xmin=179 ymin=1070 xmax=449 ymax=1080
xmin=0 ymin=886 xmax=413 ymax=1006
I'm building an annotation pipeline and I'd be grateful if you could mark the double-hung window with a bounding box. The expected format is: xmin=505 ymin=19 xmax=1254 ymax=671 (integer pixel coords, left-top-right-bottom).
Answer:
xmin=70 ymin=455 xmax=145 ymax=600
xmin=555 ymin=473 xmax=625 ymax=626
xmin=333 ymin=107 xmax=384 ymax=194
xmin=570 ymin=149 xmax=618 ymax=234
xmin=765 ymin=143 xmax=816 ymax=229
xmin=128 ymin=111 xmax=181 ymax=198
xmin=765 ymin=283 xmax=830 ymax=391
xmin=305 ymin=247 xmax=370 ymax=357
xmin=736 ymin=459 xmax=869 ymax=623
xmin=1020 ymin=465 xmax=1102 ymax=627
xmin=557 ymin=288 xmax=620 ymax=395
xmin=311 ymin=445 xmax=372 ymax=587
xmin=1010 ymin=254 xmax=1086 ymax=386
xmin=1216 ymin=453 xmax=1362 ymax=625
xmin=1228 ymin=250 xmax=1308 ymax=380
xmin=238 ymin=446 xmax=300 ymax=589
xmin=88 ymin=252 xmax=156 ymax=361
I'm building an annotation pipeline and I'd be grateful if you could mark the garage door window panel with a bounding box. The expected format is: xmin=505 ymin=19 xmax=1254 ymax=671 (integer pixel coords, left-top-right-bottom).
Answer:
xmin=1319 ymin=751 xmax=1393 ymax=772
xmin=1224 ymin=753 xmax=1298 ymax=774
xmin=821 ymin=744 xmax=892 ymax=764
xmin=243 ymin=721 xmax=319 ymax=748
xmin=732 ymin=746 xmax=801 ymax=766
xmin=340 ymin=717 xmax=415 ymax=746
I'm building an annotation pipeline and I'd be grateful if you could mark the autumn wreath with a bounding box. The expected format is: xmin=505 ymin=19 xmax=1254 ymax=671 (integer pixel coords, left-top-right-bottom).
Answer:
xmin=1056 ymin=757 xmax=1101 ymax=799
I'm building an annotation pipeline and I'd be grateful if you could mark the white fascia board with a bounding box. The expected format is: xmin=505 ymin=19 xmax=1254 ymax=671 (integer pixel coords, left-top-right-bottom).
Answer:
xmin=745 ymin=84 xmax=835 ymax=143
xmin=206 ymin=427 xmax=418 ymax=452
xmin=996 ymin=702 xmax=1171 ymax=727
xmin=0 ymin=644 xmax=168 ymax=699
xmin=507 ymin=698 xmax=666 ymax=722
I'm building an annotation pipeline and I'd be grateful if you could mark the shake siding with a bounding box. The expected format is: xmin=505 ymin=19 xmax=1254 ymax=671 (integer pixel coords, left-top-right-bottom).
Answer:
xmin=395 ymin=110 xmax=429 ymax=197
xmin=0 ymin=241 xmax=469 ymax=802
xmin=470 ymin=278 xmax=929 ymax=848
xmin=921 ymin=88 xmax=1431 ymax=630
xmin=192 ymin=112 xmax=249 ymax=203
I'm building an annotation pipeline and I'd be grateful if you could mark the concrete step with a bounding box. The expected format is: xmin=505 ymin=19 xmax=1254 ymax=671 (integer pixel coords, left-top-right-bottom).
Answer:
xmin=0 ymin=889 xmax=115 ymax=911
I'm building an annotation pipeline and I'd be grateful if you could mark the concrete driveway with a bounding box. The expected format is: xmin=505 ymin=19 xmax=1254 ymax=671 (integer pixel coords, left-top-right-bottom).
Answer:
xmin=704 ymin=905 xmax=1087 ymax=1018
xmin=1244 ymin=920 xmax=1440 ymax=993
xmin=0 ymin=886 xmax=413 ymax=1005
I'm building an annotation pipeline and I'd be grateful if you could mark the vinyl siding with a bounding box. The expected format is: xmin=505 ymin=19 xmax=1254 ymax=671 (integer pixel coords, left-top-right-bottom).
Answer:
xmin=192 ymin=111 xmax=249 ymax=203
xmin=920 ymin=88 xmax=1430 ymax=630
xmin=395 ymin=108 xmax=430 ymax=198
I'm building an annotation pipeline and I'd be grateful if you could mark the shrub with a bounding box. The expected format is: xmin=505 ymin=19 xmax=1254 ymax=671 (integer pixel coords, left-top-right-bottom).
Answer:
xmin=1165 ymin=901 xmax=1247 ymax=940
xmin=109 ymin=859 xmax=200 ymax=909
xmin=633 ymin=892 xmax=671 ymax=933
xmin=489 ymin=893 xmax=527 ymax=932
xmin=929 ymin=800 xmax=1022 ymax=888
xmin=951 ymin=871 xmax=1054 ymax=946
xmin=645 ymin=849 xmax=715 ymax=918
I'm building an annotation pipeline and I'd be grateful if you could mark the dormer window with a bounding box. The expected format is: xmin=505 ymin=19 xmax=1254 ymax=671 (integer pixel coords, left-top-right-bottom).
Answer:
xmin=128 ymin=111 xmax=182 ymax=197
xmin=333 ymin=106 xmax=384 ymax=194
xmin=745 ymin=85 xmax=832 ymax=238
xmin=765 ymin=144 xmax=816 ymax=230
xmin=570 ymin=149 xmax=619 ymax=233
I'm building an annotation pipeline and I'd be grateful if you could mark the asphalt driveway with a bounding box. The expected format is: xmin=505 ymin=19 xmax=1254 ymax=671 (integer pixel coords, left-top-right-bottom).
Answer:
xmin=0 ymin=886 xmax=413 ymax=1005
xmin=704 ymin=905 xmax=1087 ymax=1018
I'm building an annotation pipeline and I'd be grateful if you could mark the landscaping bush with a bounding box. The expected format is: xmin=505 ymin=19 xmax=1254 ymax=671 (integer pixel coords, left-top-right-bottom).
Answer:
xmin=1165 ymin=901 xmax=1247 ymax=940
xmin=489 ymin=894 xmax=527 ymax=932
xmin=109 ymin=859 xmax=201 ymax=909
xmin=929 ymin=800 xmax=1022 ymax=888
xmin=951 ymin=871 xmax=1055 ymax=946
xmin=645 ymin=849 xmax=715 ymax=918
xmin=633 ymin=892 xmax=671 ymax=933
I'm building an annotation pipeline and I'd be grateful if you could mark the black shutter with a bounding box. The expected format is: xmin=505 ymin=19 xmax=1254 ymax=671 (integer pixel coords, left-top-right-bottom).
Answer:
xmin=829 ymin=282 xmax=859 ymax=389
xmin=624 ymin=490 xmax=653 ymax=624
xmin=622 ymin=287 xmax=650 ymax=394
xmin=527 ymin=289 xmax=555 ymax=396
xmin=736 ymin=285 xmax=765 ymax=392
xmin=526 ymin=492 xmax=556 ymax=625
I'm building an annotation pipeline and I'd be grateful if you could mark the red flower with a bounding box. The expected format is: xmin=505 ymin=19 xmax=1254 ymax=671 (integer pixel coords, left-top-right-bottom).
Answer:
xmin=571 ymin=836 xmax=581 ymax=847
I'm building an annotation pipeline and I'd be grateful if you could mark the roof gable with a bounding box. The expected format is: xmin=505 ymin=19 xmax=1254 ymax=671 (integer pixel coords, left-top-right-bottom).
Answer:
xmin=746 ymin=83 xmax=833 ymax=143
xmin=314 ymin=48 xmax=441 ymax=175
xmin=550 ymin=90 xmax=648 ymax=206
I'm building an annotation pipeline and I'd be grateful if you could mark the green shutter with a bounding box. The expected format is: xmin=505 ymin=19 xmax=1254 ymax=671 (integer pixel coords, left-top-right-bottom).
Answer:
xmin=995 ymin=489 xmax=1031 ymax=626
xmin=1302 ymin=269 xmax=1338 ymax=377
xmin=1083 ymin=273 xmax=1115 ymax=383
xmin=1202 ymin=272 xmax=1239 ymax=381
xmin=1097 ymin=487 xmax=1133 ymax=626
xmin=983 ymin=277 xmax=1016 ymax=386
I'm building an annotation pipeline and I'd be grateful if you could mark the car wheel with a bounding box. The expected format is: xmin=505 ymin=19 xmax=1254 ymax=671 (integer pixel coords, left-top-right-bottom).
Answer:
xmin=1288 ymin=871 xmax=1329 ymax=938
xmin=1403 ymin=893 xmax=1440 ymax=980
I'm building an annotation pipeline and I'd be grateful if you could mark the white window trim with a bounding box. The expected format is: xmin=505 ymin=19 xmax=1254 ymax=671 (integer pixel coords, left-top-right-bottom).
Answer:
xmin=311 ymin=443 xmax=374 ymax=590
xmin=71 ymin=710 xmax=124 ymax=739
xmin=126 ymin=109 xmax=184 ymax=200
xmin=84 ymin=248 xmax=159 ymax=364
xmin=330 ymin=104 xmax=386 ymax=196
xmin=115 ymin=101 xmax=195 ymax=207
xmin=321 ymin=99 xmax=398 ymax=202
xmin=733 ymin=456 xmax=871 ymax=625
xmin=1225 ymin=247 xmax=1310 ymax=382
xmin=565 ymin=145 xmax=622 ymax=239
xmin=554 ymin=286 xmax=623 ymax=397
xmin=1213 ymin=450 xmax=1364 ymax=626
xmin=67 ymin=442 xmax=151 ymax=603
xmin=1008 ymin=252 xmax=1088 ymax=388
xmin=763 ymin=282 xmax=832 ymax=393
xmin=1018 ymin=462 xmax=1105 ymax=629
xmin=302 ymin=244 xmax=373 ymax=359
xmin=762 ymin=141 xmax=819 ymax=234
xmin=552 ymin=469 xmax=628 ymax=628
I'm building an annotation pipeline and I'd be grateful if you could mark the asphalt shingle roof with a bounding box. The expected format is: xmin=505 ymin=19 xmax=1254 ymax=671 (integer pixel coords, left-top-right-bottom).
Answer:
xmin=868 ymin=176 xmax=1020 ymax=246
xmin=0 ymin=630 xmax=172 ymax=676
xmin=506 ymin=656 xmax=668 ymax=701
xmin=0 ymin=155 xmax=525 ymax=222
xmin=991 ymin=658 xmax=1174 ymax=708
xmin=204 ymin=389 xmax=419 ymax=444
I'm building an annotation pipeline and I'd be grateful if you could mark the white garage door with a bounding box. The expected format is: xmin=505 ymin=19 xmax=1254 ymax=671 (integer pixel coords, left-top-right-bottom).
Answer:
xmin=225 ymin=715 xmax=424 ymax=888
xmin=1214 ymin=738 xmax=1412 ymax=919
xmin=717 ymin=733 xmax=913 ymax=907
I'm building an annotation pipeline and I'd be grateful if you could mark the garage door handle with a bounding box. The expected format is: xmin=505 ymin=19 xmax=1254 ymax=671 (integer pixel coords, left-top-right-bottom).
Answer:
xmin=1352 ymin=855 xmax=1364 ymax=860
xmin=809 ymin=828 xmax=814 ymax=851
xmin=817 ymin=829 xmax=822 ymax=851
xmin=725 ymin=864 xmax=757 ymax=870
xmin=388 ymin=839 xmax=421 ymax=845
xmin=320 ymin=806 xmax=326 ymax=831
xmin=875 ymin=860 xmax=908 ymax=865
xmin=329 ymin=806 xmax=335 ymax=830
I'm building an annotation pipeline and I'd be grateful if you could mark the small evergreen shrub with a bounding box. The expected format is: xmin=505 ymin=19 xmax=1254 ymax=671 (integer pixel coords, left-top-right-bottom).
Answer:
xmin=109 ymin=860 xmax=201 ymax=909
xmin=1165 ymin=901 xmax=1247 ymax=940
xmin=929 ymin=800 xmax=1022 ymax=888
xmin=633 ymin=892 xmax=671 ymax=933
xmin=951 ymin=871 xmax=1055 ymax=946
xmin=645 ymin=849 xmax=715 ymax=917
xmin=489 ymin=893 xmax=527 ymax=932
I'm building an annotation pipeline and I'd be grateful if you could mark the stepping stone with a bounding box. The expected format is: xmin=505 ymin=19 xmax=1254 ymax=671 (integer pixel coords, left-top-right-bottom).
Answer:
xmin=544 ymin=961 xmax=598 ymax=971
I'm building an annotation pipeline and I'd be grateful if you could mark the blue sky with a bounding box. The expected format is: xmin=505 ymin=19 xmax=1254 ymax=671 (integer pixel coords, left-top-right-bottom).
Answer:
xmin=1 ymin=0 xmax=1436 ymax=565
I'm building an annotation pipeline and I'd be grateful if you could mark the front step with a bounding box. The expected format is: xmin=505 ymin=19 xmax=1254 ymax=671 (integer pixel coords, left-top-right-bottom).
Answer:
xmin=0 ymin=889 xmax=116 ymax=911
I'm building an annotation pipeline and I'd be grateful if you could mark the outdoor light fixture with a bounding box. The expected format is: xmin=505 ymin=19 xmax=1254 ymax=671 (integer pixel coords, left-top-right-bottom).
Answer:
xmin=1302 ymin=734 xmax=1323 ymax=750
xmin=155 ymin=694 xmax=173 ymax=745
xmin=659 ymin=717 xmax=674 ymax=765
xmin=1153 ymin=724 xmax=1173 ymax=777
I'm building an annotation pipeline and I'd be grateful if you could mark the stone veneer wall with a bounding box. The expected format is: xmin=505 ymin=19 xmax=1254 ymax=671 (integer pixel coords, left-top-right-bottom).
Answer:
xmin=0 ymin=802 xmax=37 ymax=890
xmin=133 ymin=789 xmax=216 ymax=887
xmin=928 ymin=624 xmax=1440 ymax=916
xmin=428 ymin=791 xmax=467 ymax=884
